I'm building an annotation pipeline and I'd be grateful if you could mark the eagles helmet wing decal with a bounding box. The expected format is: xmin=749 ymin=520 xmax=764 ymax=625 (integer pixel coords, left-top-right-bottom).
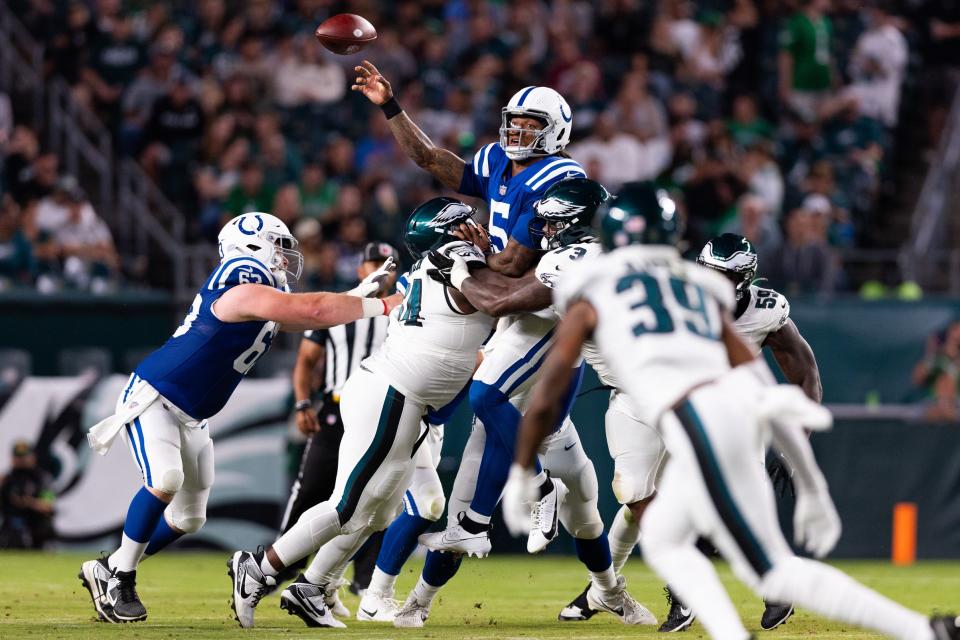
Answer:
xmin=535 ymin=196 xmax=587 ymax=219
xmin=426 ymin=202 xmax=473 ymax=229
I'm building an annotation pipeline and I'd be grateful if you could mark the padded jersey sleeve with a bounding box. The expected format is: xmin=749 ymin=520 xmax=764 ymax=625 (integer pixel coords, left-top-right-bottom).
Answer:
xmin=535 ymin=242 xmax=602 ymax=290
xmin=205 ymin=256 xmax=276 ymax=301
xmin=514 ymin=158 xmax=587 ymax=249
xmin=458 ymin=143 xmax=498 ymax=198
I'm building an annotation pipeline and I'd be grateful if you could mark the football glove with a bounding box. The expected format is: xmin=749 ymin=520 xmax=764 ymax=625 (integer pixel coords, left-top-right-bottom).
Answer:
xmin=502 ymin=464 xmax=539 ymax=538
xmin=766 ymin=452 xmax=796 ymax=498
xmin=425 ymin=249 xmax=454 ymax=286
xmin=347 ymin=256 xmax=396 ymax=297
xmin=793 ymin=487 xmax=841 ymax=558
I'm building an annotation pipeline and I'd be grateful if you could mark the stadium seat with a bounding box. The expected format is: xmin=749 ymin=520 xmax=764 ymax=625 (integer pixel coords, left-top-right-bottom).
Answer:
xmin=57 ymin=347 xmax=113 ymax=378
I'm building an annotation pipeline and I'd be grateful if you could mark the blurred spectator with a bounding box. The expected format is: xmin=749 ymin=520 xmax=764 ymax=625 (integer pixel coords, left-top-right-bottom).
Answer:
xmin=0 ymin=92 xmax=12 ymax=149
xmin=770 ymin=207 xmax=838 ymax=295
xmin=779 ymin=0 xmax=835 ymax=123
xmin=271 ymin=183 xmax=302 ymax=227
xmin=51 ymin=181 xmax=120 ymax=293
xmin=273 ymin=35 xmax=346 ymax=108
xmin=917 ymin=0 xmax=960 ymax=149
xmin=0 ymin=197 xmax=35 ymax=289
xmin=120 ymin=43 xmax=191 ymax=154
xmin=843 ymin=1 xmax=908 ymax=128
xmin=140 ymin=75 xmax=205 ymax=183
xmin=727 ymin=94 xmax=773 ymax=150
xmin=912 ymin=321 xmax=960 ymax=421
xmin=225 ymin=161 xmax=275 ymax=218
xmin=2 ymin=126 xmax=42 ymax=205
xmin=334 ymin=216 xmax=369 ymax=283
xmin=722 ymin=194 xmax=782 ymax=262
xmin=299 ymin=162 xmax=338 ymax=221
xmin=0 ymin=441 xmax=55 ymax=550
xmin=570 ymin=113 xmax=667 ymax=190
xmin=80 ymin=11 xmax=144 ymax=121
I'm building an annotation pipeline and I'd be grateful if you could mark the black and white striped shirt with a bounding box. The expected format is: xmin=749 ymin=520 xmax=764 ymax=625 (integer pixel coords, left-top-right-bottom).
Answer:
xmin=304 ymin=316 xmax=390 ymax=396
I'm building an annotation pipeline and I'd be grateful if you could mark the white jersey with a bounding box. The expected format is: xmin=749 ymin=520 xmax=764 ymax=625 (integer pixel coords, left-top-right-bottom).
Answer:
xmin=733 ymin=284 xmax=790 ymax=354
xmin=364 ymin=241 xmax=494 ymax=408
xmin=555 ymin=245 xmax=735 ymax=425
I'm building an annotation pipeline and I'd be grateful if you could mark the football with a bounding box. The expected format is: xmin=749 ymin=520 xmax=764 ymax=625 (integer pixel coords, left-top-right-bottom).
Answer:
xmin=315 ymin=13 xmax=377 ymax=55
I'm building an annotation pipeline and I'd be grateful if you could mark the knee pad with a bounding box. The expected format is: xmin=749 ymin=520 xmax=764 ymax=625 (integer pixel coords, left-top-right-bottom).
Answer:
xmin=406 ymin=470 xmax=446 ymax=522
xmin=557 ymin=479 xmax=605 ymax=540
xmin=612 ymin=467 xmax=656 ymax=505
xmin=469 ymin=381 xmax=505 ymax=420
xmin=156 ymin=468 xmax=185 ymax=495
xmin=169 ymin=502 xmax=207 ymax=534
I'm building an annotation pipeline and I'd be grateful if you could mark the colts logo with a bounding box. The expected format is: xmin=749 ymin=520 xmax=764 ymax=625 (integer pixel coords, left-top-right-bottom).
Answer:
xmin=237 ymin=214 xmax=264 ymax=236
xmin=559 ymin=103 xmax=572 ymax=123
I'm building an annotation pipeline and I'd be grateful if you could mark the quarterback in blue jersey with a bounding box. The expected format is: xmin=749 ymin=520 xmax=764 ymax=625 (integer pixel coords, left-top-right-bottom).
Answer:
xmin=353 ymin=60 xmax=585 ymax=277
xmin=78 ymin=213 xmax=401 ymax=624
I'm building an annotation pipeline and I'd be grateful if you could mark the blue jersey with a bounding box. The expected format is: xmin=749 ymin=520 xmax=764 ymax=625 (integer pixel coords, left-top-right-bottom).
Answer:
xmin=135 ymin=256 xmax=282 ymax=420
xmin=458 ymin=142 xmax=585 ymax=252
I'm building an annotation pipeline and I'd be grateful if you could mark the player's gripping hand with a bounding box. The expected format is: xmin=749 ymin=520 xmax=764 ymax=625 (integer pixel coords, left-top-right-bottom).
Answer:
xmin=352 ymin=60 xmax=393 ymax=106
xmin=793 ymin=487 xmax=841 ymax=558
xmin=425 ymin=250 xmax=471 ymax=290
xmin=348 ymin=257 xmax=396 ymax=298
xmin=295 ymin=406 xmax=321 ymax=435
xmin=502 ymin=464 xmax=538 ymax=538
xmin=452 ymin=220 xmax=491 ymax=254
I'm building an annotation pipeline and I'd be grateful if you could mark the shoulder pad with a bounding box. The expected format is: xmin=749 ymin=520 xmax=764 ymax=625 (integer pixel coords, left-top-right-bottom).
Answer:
xmin=751 ymin=285 xmax=790 ymax=330
xmin=536 ymin=242 xmax=602 ymax=290
xmin=471 ymin=143 xmax=501 ymax=179
xmin=523 ymin=158 xmax=587 ymax=193
xmin=208 ymin=257 xmax=275 ymax=291
xmin=438 ymin=240 xmax=487 ymax=266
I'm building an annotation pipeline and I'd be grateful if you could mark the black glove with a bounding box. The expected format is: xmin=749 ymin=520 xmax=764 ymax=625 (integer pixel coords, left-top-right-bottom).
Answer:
xmin=766 ymin=452 xmax=796 ymax=498
xmin=425 ymin=249 xmax=454 ymax=286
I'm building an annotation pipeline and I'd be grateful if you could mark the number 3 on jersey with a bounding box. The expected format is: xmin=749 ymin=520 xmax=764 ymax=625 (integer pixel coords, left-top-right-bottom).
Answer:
xmin=400 ymin=278 xmax=423 ymax=326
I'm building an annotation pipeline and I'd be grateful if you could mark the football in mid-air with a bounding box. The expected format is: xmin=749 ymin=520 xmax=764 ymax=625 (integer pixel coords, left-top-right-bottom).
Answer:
xmin=315 ymin=14 xmax=377 ymax=55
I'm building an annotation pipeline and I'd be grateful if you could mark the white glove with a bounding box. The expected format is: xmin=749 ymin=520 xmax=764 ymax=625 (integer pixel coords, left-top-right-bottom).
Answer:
xmin=347 ymin=257 xmax=396 ymax=298
xmin=502 ymin=464 xmax=538 ymax=538
xmin=757 ymin=385 xmax=833 ymax=432
xmin=449 ymin=253 xmax=472 ymax=290
xmin=793 ymin=487 xmax=842 ymax=558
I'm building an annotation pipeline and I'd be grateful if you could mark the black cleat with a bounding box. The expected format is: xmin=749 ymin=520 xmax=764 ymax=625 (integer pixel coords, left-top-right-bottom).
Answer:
xmin=658 ymin=586 xmax=695 ymax=632
xmin=106 ymin=569 xmax=147 ymax=622
xmin=932 ymin=615 xmax=960 ymax=639
xmin=558 ymin=582 xmax=598 ymax=621
xmin=760 ymin=600 xmax=794 ymax=630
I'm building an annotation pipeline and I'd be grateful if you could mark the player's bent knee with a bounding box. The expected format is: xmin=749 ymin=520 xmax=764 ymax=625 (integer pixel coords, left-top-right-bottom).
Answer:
xmin=568 ymin=518 xmax=604 ymax=540
xmin=156 ymin=468 xmax=185 ymax=495
xmin=612 ymin=468 xmax=654 ymax=505
xmin=468 ymin=381 xmax=504 ymax=417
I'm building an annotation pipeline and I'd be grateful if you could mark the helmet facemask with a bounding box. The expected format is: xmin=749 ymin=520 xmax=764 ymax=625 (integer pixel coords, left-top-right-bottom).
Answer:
xmin=267 ymin=230 xmax=303 ymax=285
xmin=499 ymin=110 xmax=554 ymax=161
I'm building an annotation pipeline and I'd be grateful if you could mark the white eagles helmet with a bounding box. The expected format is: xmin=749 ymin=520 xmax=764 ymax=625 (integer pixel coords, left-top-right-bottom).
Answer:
xmin=217 ymin=212 xmax=303 ymax=287
xmin=500 ymin=86 xmax=573 ymax=161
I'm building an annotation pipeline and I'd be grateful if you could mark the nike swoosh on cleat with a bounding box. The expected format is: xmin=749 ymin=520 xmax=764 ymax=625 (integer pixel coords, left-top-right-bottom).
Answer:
xmin=361 ymin=608 xmax=378 ymax=618
xmin=237 ymin=562 xmax=253 ymax=599
xmin=680 ymin=607 xmax=692 ymax=616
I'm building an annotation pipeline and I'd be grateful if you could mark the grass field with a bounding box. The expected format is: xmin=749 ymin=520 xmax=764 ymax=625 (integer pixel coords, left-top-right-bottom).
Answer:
xmin=1 ymin=552 xmax=957 ymax=639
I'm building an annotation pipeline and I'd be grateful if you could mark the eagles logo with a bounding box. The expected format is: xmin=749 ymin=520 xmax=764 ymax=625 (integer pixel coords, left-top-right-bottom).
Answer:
xmin=426 ymin=203 xmax=473 ymax=230
xmin=535 ymin=196 xmax=587 ymax=219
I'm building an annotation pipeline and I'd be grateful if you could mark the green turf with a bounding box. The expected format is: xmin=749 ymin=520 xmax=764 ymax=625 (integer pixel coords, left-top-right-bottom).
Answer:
xmin=1 ymin=552 xmax=956 ymax=639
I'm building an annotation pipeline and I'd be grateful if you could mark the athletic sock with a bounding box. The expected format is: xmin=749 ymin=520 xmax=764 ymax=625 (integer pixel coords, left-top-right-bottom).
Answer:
xmin=461 ymin=510 xmax=490 ymax=532
xmin=575 ymin=533 xmax=616 ymax=591
xmin=267 ymin=501 xmax=341 ymax=576
xmin=421 ymin=550 xmax=463 ymax=588
xmin=609 ymin=505 xmax=640 ymax=573
xmin=109 ymin=487 xmax=169 ymax=571
xmin=534 ymin=471 xmax=552 ymax=499
xmin=763 ymin=557 xmax=935 ymax=640
xmin=375 ymin=512 xmax=433 ymax=577
xmin=368 ymin=567 xmax=398 ymax=597
xmin=143 ymin=515 xmax=183 ymax=557
xmin=411 ymin=576 xmax=441 ymax=607
xmin=304 ymin=529 xmax=367 ymax=586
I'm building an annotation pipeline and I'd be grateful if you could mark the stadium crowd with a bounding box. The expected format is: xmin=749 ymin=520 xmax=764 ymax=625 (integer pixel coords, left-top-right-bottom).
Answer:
xmin=1 ymin=0 xmax=959 ymax=294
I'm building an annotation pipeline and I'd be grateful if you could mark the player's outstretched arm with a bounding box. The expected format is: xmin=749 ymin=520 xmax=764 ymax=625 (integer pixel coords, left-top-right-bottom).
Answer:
xmin=764 ymin=319 xmax=823 ymax=402
xmin=487 ymin=239 xmax=539 ymax=277
xmin=460 ymin=268 xmax=552 ymax=317
xmin=515 ymin=300 xmax=597 ymax=470
xmin=213 ymin=284 xmax=402 ymax=331
xmin=352 ymin=60 xmax=465 ymax=190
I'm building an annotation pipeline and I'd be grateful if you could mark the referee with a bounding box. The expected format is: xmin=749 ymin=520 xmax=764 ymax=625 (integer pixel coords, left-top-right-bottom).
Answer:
xmin=277 ymin=241 xmax=400 ymax=593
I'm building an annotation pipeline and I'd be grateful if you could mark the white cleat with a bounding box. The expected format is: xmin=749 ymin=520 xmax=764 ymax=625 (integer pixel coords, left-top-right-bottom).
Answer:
xmin=419 ymin=513 xmax=492 ymax=558
xmin=279 ymin=578 xmax=347 ymax=628
xmin=357 ymin=589 xmax=401 ymax=622
xmin=527 ymin=477 xmax=567 ymax=554
xmin=392 ymin=592 xmax=430 ymax=628
xmin=78 ymin=557 xmax=118 ymax=623
xmin=324 ymin=579 xmax=351 ymax=618
xmin=227 ymin=550 xmax=276 ymax=629
xmin=587 ymin=576 xmax=658 ymax=626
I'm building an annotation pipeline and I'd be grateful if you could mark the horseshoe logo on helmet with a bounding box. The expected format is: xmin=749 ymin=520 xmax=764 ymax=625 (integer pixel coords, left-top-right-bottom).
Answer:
xmin=238 ymin=214 xmax=264 ymax=235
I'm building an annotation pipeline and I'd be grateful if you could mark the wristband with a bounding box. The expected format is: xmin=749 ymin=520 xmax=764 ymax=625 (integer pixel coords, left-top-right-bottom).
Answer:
xmin=294 ymin=400 xmax=312 ymax=412
xmin=361 ymin=297 xmax=389 ymax=318
xmin=380 ymin=96 xmax=402 ymax=120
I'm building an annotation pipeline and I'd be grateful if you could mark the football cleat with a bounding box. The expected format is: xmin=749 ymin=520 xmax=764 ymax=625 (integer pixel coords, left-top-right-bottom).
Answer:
xmin=279 ymin=576 xmax=347 ymax=628
xmin=78 ymin=557 xmax=119 ymax=623
xmin=528 ymin=476 xmax=566 ymax=554
xmin=392 ymin=592 xmax=431 ymax=628
xmin=558 ymin=582 xmax=599 ymax=621
xmin=931 ymin=615 xmax=960 ymax=640
xmin=324 ymin=579 xmax=351 ymax=618
xmin=418 ymin=513 xmax=492 ymax=558
xmin=227 ymin=549 xmax=276 ymax=628
xmin=586 ymin=575 xmax=657 ymax=626
xmin=105 ymin=569 xmax=147 ymax=622
xmin=357 ymin=588 xmax=401 ymax=622
xmin=659 ymin=586 xmax=695 ymax=632
xmin=760 ymin=600 xmax=795 ymax=630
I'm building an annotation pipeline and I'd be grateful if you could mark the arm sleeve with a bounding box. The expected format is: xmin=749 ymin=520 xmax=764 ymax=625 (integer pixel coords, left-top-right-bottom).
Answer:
xmin=457 ymin=143 xmax=497 ymax=198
